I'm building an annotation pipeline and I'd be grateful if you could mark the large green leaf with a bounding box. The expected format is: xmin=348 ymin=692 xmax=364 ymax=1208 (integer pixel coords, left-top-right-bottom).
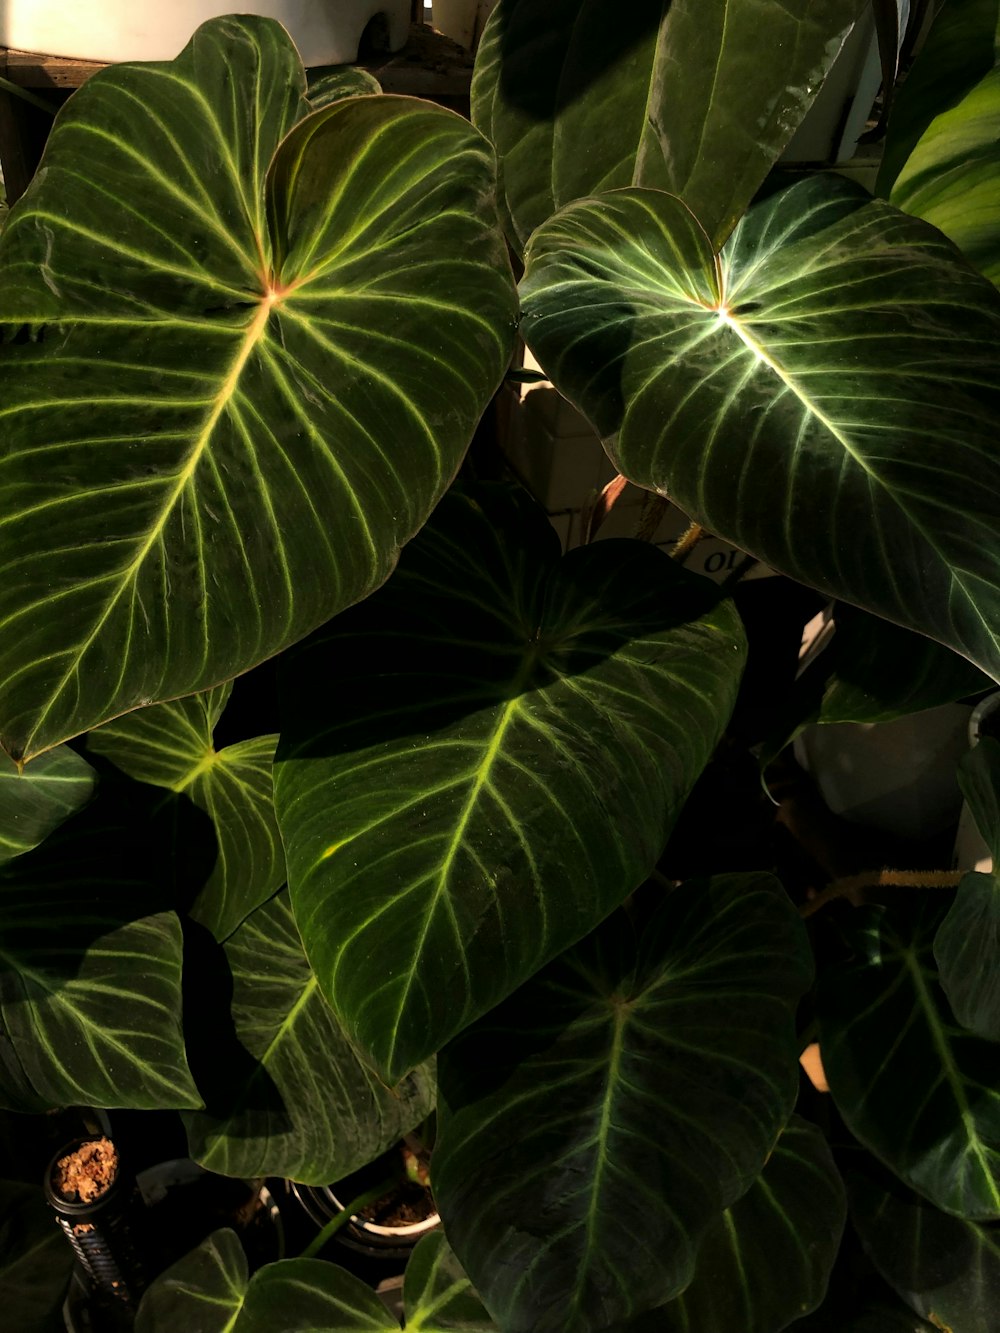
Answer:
xmin=648 ymin=1116 xmax=845 ymax=1333
xmin=88 ymin=684 xmax=283 ymax=940
xmin=0 ymin=1180 xmax=74 ymax=1333
xmin=183 ymin=891 xmax=435 ymax=1184
xmin=135 ymin=1229 xmax=398 ymax=1333
xmin=817 ymin=894 xmax=1000 ymax=1220
xmin=519 ymin=175 xmax=1000 ymax=684
xmin=472 ymin=0 xmax=865 ymax=251
xmin=879 ymin=0 xmax=1000 ymax=193
xmin=403 ymin=1233 xmax=497 ymax=1331
xmin=275 ymin=484 xmax=746 ymax=1082
xmin=0 ymin=744 xmax=96 ymax=866
xmin=433 ymin=875 xmax=813 ymax=1332
xmin=850 ymin=1156 xmax=1000 ymax=1333
xmin=934 ymin=738 xmax=1000 ymax=1040
xmin=890 ymin=65 xmax=1000 ymax=287
xmin=0 ymin=805 xmax=200 ymax=1111
xmin=0 ymin=16 xmax=516 ymax=763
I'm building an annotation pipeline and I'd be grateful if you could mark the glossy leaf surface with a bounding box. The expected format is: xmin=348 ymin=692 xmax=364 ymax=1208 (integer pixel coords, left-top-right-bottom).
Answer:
xmin=0 ymin=1180 xmax=74 ymax=1333
xmin=473 ymin=0 xmax=864 ymax=251
xmin=135 ymin=1229 xmax=398 ymax=1332
xmin=0 ymin=808 xmax=199 ymax=1111
xmin=434 ymin=875 xmax=813 ymax=1332
xmin=276 ymin=485 xmax=746 ymax=1081
xmin=183 ymin=892 xmax=435 ymax=1184
xmin=890 ymin=65 xmax=1000 ymax=286
xmin=934 ymin=738 xmax=1000 ymax=1040
xmin=817 ymin=894 xmax=1000 ymax=1219
xmin=0 ymin=745 xmax=96 ymax=866
xmin=89 ymin=685 xmax=283 ymax=940
xmin=0 ymin=16 xmax=516 ymax=763
xmin=850 ymin=1157 xmax=1000 ymax=1333
xmin=650 ymin=1116 xmax=846 ymax=1333
xmin=878 ymin=0 xmax=1000 ymax=192
xmin=520 ymin=176 xmax=1000 ymax=684
xmin=404 ymin=1233 xmax=496 ymax=1331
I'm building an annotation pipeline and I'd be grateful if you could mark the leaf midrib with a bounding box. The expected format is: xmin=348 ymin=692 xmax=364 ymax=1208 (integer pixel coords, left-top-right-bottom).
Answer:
xmin=22 ymin=295 xmax=274 ymax=761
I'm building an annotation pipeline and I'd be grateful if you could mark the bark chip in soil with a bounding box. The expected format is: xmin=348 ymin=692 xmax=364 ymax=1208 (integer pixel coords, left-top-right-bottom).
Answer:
xmin=54 ymin=1138 xmax=118 ymax=1203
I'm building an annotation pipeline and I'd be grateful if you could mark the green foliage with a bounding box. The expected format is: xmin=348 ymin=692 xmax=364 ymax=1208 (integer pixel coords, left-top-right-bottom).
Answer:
xmin=1 ymin=5 xmax=1000 ymax=1331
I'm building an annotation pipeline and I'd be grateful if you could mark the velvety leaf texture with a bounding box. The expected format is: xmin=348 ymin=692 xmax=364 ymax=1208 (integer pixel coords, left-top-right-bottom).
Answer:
xmin=519 ymin=175 xmax=1000 ymax=685
xmin=275 ymin=484 xmax=747 ymax=1081
xmin=0 ymin=15 xmax=516 ymax=762
xmin=0 ymin=807 xmax=199 ymax=1112
xmin=849 ymin=1156 xmax=1000 ymax=1333
xmin=403 ymin=1233 xmax=497 ymax=1331
xmin=934 ymin=737 xmax=1000 ymax=1040
xmin=818 ymin=894 xmax=1000 ymax=1219
xmin=89 ymin=685 xmax=283 ymax=941
xmin=183 ymin=892 xmax=435 ymax=1184
xmin=0 ymin=1179 xmax=74 ymax=1333
xmin=135 ymin=1230 xmax=398 ymax=1333
xmin=0 ymin=744 xmax=96 ymax=866
xmin=649 ymin=1117 xmax=846 ymax=1333
xmin=473 ymin=0 xmax=865 ymax=250
xmin=434 ymin=875 xmax=813 ymax=1332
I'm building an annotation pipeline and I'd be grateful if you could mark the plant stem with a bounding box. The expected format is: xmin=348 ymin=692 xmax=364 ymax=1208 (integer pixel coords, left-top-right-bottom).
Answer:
xmin=299 ymin=1177 xmax=397 ymax=1259
xmin=670 ymin=522 xmax=706 ymax=562
xmin=800 ymin=868 xmax=962 ymax=919
xmin=0 ymin=76 xmax=59 ymax=116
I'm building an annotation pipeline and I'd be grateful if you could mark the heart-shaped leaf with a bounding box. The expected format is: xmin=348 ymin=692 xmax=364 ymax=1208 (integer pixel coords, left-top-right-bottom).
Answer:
xmin=648 ymin=1116 xmax=845 ymax=1333
xmin=0 ymin=1179 xmax=74 ymax=1333
xmin=817 ymin=894 xmax=1000 ymax=1219
xmin=433 ymin=875 xmax=813 ymax=1332
xmin=0 ymin=804 xmax=199 ymax=1112
xmin=849 ymin=1154 xmax=1000 ymax=1333
xmin=473 ymin=0 xmax=865 ymax=251
xmin=0 ymin=15 xmax=516 ymax=763
xmin=135 ymin=1229 xmax=398 ymax=1333
xmin=88 ymin=685 xmax=283 ymax=940
xmin=275 ymin=484 xmax=746 ymax=1081
xmin=403 ymin=1233 xmax=496 ymax=1331
xmin=890 ymin=65 xmax=1000 ymax=286
xmin=934 ymin=737 xmax=1000 ymax=1040
xmin=519 ymin=175 xmax=1000 ymax=684
xmin=0 ymin=745 xmax=96 ymax=866
xmin=183 ymin=891 xmax=435 ymax=1184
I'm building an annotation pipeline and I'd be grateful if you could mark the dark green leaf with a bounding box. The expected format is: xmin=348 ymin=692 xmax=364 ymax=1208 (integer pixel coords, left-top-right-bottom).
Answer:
xmin=0 ymin=16 xmax=516 ymax=763
xmin=817 ymin=894 xmax=1000 ymax=1219
xmin=879 ymin=0 xmax=1000 ymax=193
xmin=473 ymin=0 xmax=866 ymax=251
xmin=0 ymin=745 xmax=96 ymax=866
xmin=519 ymin=175 xmax=1000 ymax=685
xmin=88 ymin=686 xmax=283 ymax=940
xmin=0 ymin=1179 xmax=74 ymax=1333
xmin=275 ymin=484 xmax=746 ymax=1081
xmin=0 ymin=807 xmax=200 ymax=1112
xmin=890 ymin=65 xmax=1000 ymax=286
xmin=433 ymin=874 xmax=813 ymax=1332
xmin=183 ymin=891 xmax=435 ymax=1184
xmin=850 ymin=1155 xmax=1000 ymax=1333
xmin=934 ymin=738 xmax=1000 ymax=1039
xmin=135 ymin=1229 xmax=398 ymax=1332
xmin=403 ymin=1233 xmax=496 ymax=1331
xmin=307 ymin=66 xmax=383 ymax=108
xmin=648 ymin=1116 xmax=845 ymax=1333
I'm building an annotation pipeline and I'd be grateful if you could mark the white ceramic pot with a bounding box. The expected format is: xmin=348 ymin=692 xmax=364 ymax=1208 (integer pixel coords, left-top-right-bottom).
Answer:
xmin=0 ymin=0 xmax=411 ymax=66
